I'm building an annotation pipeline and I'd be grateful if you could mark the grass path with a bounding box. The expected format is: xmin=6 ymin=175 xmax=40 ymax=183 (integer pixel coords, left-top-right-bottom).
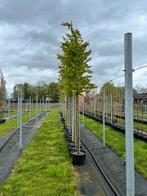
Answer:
xmin=0 ymin=110 xmax=79 ymax=196
xmin=81 ymin=115 xmax=147 ymax=179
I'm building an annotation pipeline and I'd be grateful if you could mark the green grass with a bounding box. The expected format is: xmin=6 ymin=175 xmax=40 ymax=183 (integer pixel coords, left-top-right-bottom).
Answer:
xmin=92 ymin=111 xmax=147 ymax=133
xmin=81 ymin=115 xmax=147 ymax=179
xmin=3 ymin=111 xmax=17 ymax=118
xmin=0 ymin=110 xmax=79 ymax=196
xmin=114 ymin=117 xmax=147 ymax=133
xmin=0 ymin=111 xmax=40 ymax=138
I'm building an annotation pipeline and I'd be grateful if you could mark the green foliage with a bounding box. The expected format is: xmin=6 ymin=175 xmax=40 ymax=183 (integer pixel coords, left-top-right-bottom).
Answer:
xmin=48 ymin=82 xmax=59 ymax=102
xmin=0 ymin=70 xmax=6 ymax=118
xmin=58 ymin=22 xmax=94 ymax=96
xmin=12 ymin=81 xmax=59 ymax=102
xmin=100 ymin=82 xmax=124 ymax=99
xmin=0 ymin=110 xmax=79 ymax=195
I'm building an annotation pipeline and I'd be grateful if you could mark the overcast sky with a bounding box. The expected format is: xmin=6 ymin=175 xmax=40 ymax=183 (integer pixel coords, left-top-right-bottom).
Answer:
xmin=0 ymin=0 xmax=147 ymax=95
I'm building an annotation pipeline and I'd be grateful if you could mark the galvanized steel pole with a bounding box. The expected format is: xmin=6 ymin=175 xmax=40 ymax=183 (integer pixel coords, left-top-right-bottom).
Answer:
xmin=94 ymin=95 xmax=96 ymax=118
xmin=110 ymin=93 xmax=113 ymax=124
xmin=124 ymin=32 xmax=134 ymax=196
xmin=83 ymin=96 xmax=85 ymax=126
xmin=103 ymin=88 xmax=105 ymax=148
xmin=19 ymin=91 xmax=22 ymax=151
xmin=17 ymin=94 xmax=20 ymax=127
xmin=72 ymin=96 xmax=75 ymax=141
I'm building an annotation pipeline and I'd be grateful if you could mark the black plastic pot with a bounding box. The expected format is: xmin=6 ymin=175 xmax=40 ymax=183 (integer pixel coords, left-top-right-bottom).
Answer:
xmin=64 ymin=128 xmax=69 ymax=133
xmin=64 ymin=127 xmax=69 ymax=131
xmin=61 ymin=117 xmax=64 ymax=121
xmin=67 ymin=138 xmax=72 ymax=142
xmin=67 ymin=137 xmax=72 ymax=142
xmin=65 ymin=133 xmax=72 ymax=138
xmin=63 ymin=124 xmax=67 ymax=129
xmin=69 ymin=145 xmax=83 ymax=154
xmin=64 ymin=131 xmax=70 ymax=136
xmin=0 ymin=119 xmax=6 ymax=124
xmin=67 ymin=134 xmax=72 ymax=138
xmin=71 ymin=150 xmax=86 ymax=165
xmin=68 ymin=141 xmax=75 ymax=146
xmin=69 ymin=145 xmax=76 ymax=152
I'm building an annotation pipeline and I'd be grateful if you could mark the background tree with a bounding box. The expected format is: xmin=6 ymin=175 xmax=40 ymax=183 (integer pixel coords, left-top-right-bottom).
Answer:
xmin=12 ymin=81 xmax=59 ymax=102
xmin=48 ymin=82 xmax=59 ymax=102
xmin=0 ymin=70 xmax=6 ymax=118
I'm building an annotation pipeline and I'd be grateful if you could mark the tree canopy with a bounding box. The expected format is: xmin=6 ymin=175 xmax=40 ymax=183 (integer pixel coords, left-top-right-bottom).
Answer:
xmin=12 ymin=81 xmax=59 ymax=102
xmin=58 ymin=22 xmax=94 ymax=96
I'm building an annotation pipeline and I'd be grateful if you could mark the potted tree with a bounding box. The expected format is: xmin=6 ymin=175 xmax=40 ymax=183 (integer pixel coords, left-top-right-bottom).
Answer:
xmin=58 ymin=22 xmax=94 ymax=165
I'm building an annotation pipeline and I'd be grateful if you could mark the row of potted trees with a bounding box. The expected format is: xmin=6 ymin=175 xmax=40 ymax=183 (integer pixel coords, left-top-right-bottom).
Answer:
xmin=58 ymin=22 xmax=94 ymax=165
xmin=60 ymin=112 xmax=86 ymax=165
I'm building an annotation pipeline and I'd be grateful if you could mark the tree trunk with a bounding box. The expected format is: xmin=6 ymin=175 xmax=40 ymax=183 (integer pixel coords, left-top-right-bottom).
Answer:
xmin=64 ymin=96 xmax=67 ymax=124
xmin=69 ymin=96 xmax=72 ymax=132
xmin=74 ymin=96 xmax=76 ymax=144
xmin=76 ymin=95 xmax=80 ymax=154
xmin=72 ymin=96 xmax=75 ymax=142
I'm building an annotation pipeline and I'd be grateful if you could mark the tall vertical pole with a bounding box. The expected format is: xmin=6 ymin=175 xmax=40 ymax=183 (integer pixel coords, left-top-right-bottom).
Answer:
xmin=83 ymin=96 xmax=85 ymax=126
xmin=42 ymin=97 xmax=44 ymax=117
xmin=36 ymin=93 xmax=38 ymax=113
xmin=32 ymin=98 xmax=33 ymax=112
xmin=110 ymin=93 xmax=113 ymax=124
xmin=64 ymin=96 xmax=66 ymax=123
xmin=19 ymin=91 xmax=22 ymax=151
xmin=17 ymin=94 xmax=20 ymax=127
xmin=36 ymin=93 xmax=38 ymax=128
xmin=45 ymin=98 xmax=47 ymax=112
xmin=103 ymin=88 xmax=105 ymax=148
xmin=40 ymin=99 xmax=41 ymax=111
xmin=74 ymin=95 xmax=76 ymax=144
xmin=72 ymin=96 xmax=75 ymax=142
xmin=10 ymin=100 xmax=11 ymax=113
xmin=94 ymin=95 xmax=96 ymax=118
xmin=29 ymin=97 xmax=31 ymax=119
xmin=7 ymin=100 xmax=10 ymax=117
xmin=124 ymin=32 xmax=134 ymax=196
xmin=13 ymin=100 xmax=14 ymax=111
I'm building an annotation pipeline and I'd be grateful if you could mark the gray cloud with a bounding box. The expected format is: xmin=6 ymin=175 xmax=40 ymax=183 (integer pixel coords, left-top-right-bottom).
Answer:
xmin=0 ymin=0 xmax=147 ymax=95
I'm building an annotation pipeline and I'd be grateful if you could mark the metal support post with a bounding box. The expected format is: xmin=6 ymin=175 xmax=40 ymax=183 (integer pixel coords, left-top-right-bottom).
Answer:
xmin=124 ymin=32 xmax=134 ymax=196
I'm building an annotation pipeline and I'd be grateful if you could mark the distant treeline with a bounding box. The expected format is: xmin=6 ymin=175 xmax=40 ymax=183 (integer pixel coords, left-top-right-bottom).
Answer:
xmin=11 ymin=81 xmax=59 ymax=102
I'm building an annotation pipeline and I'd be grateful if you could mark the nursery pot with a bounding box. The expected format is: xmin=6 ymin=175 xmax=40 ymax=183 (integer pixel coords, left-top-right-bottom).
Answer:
xmin=68 ymin=141 xmax=75 ymax=147
xmin=71 ymin=149 xmax=86 ymax=166
xmin=69 ymin=145 xmax=76 ymax=152
xmin=69 ymin=144 xmax=83 ymax=154
xmin=64 ymin=129 xmax=70 ymax=134
xmin=68 ymin=142 xmax=82 ymax=149
xmin=65 ymin=134 xmax=72 ymax=140
xmin=66 ymin=132 xmax=72 ymax=137
xmin=63 ymin=124 xmax=67 ymax=129
xmin=61 ymin=117 xmax=64 ymax=121
xmin=0 ymin=119 xmax=6 ymax=124
xmin=64 ymin=130 xmax=70 ymax=135
xmin=67 ymin=137 xmax=73 ymax=143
